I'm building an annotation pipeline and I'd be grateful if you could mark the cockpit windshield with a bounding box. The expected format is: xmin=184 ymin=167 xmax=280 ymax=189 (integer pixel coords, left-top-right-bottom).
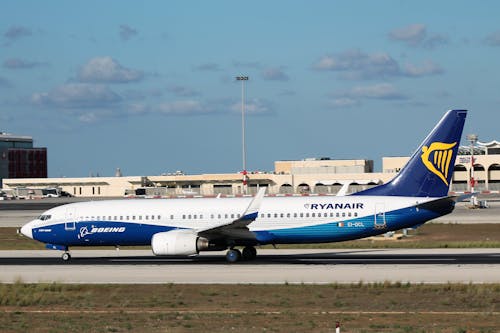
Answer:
xmin=38 ymin=215 xmax=52 ymax=221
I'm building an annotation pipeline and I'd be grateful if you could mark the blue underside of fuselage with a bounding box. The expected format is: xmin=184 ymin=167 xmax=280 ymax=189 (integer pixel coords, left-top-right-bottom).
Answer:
xmin=31 ymin=205 xmax=446 ymax=247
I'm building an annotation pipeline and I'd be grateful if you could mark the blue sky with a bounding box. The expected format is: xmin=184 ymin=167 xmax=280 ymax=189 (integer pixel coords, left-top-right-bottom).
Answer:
xmin=1 ymin=1 xmax=499 ymax=177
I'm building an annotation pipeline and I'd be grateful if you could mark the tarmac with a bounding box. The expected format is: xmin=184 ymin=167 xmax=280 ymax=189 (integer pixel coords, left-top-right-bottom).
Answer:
xmin=0 ymin=249 xmax=498 ymax=284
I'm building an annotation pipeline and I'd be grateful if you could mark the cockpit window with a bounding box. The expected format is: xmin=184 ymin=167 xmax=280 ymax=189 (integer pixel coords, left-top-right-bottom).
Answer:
xmin=38 ymin=215 xmax=52 ymax=221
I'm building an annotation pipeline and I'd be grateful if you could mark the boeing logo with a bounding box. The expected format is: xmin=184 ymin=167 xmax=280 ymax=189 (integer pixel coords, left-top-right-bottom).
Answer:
xmin=78 ymin=226 xmax=126 ymax=239
xmin=305 ymin=203 xmax=364 ymax=210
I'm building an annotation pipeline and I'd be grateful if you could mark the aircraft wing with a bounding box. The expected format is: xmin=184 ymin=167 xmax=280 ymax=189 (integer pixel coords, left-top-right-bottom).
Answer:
xmin=197 ymin=187 xmax=266 ymax=240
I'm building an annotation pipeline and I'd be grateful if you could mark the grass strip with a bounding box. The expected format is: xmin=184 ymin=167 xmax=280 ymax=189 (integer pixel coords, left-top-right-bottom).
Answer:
xmin=0 ymin=283 xmax=498 ymax=332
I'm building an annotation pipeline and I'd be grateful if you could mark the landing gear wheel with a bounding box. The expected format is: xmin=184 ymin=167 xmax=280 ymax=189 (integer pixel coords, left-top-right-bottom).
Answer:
xmin=62 ymin=252 xmax=71 ymax=261
xmin=242 ymin=246 xmax=257 ymax=261
xmin=226 ymin=249 xmax=241 ymax=263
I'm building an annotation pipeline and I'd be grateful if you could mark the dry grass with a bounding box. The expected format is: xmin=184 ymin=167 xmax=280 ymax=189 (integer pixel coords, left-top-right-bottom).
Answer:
xmin=0 ymin=283 xmax=498 ymax=332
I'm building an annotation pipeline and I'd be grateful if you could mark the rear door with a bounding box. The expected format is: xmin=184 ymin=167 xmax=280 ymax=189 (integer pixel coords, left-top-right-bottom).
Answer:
xmin=374 ymin=203 xmax=386 ymax=229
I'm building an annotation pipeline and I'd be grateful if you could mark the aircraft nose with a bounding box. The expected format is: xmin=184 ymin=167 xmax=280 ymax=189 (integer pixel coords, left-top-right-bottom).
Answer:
xmin=20 ymin=223 xmax=33 ymax=239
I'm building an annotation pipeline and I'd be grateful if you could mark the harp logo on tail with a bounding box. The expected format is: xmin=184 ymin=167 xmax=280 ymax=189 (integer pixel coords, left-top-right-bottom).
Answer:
xmin=420 ymin=142 xmax=457 ymax=186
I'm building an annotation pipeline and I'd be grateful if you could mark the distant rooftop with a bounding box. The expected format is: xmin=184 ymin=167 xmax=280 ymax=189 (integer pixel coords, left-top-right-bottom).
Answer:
xmin=0 ymin=132 xmax=33 ymax=142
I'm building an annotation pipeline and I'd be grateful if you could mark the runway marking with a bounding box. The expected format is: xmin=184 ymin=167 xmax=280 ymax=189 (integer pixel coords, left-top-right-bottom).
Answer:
xmin=297 ymin=258 xmax=456 ymax=262
xmin=109 ymin=259 xmax=195 ymax=262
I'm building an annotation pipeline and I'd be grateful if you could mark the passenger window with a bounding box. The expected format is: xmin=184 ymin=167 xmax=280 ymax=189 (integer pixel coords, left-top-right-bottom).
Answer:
xmin=218 ymin=214 xmax=221 ymax=219
xmin=114 ymin=216 xmax=117 ymax=220
xmin=231 ymin=214 xmax=234 ymax=219
xmin=193 ymin=215 xmax=197 ymax=219
xmin=287 ymin=213 xmax=291 ymax=218
xmin=300 ymin=213 xmax=303 ymax=218
xmin=237 ymin=214 xmax=240 ymax=218
xmin=293 ymin=213 xmax=297 ymax=218
xmin=151 ymin=215 xmax=155 ymax=220
xmin=267 ymin=213 xmax=271 ymax=218
xmin=280 ymin=213 xmax=284 ymax=218
xmin=120 ymin=216 xmax=123 ymax=220
xmin=354 ymin=212 xmax=358 ymax=217
xmin=182 ymin=215 xmax=186 ymax=219
xmin=342 ymin=212 xmax=346 ymax=217
xmin=158 ymin=215 xmax=161 ymax=220
xmin=139 ymin=215 xmax=142 ymax=220
xmin=170 ymin=215 xmax=174 ymax=220
xmin=200 ymin=215 xmax=203 ymax=219
xmin=274 ymin=213 xmax=278 ymax=218
xmin=306 ymin=213 xmax=309 ymax=218
xmin=348 ymin=212 xmax=351 ymax=217
xmin=133 ymin=216 xmax=136 ymax=220
xmin=336 ymin=213 xmax=340 ymax=217
xmin=324 ymin=213 xmax=328 ymax=217
xmin=312 ymin=213 xmax=315 ymax=218
xmin=224 ymin=214 xmax=228 ymax=219
xmin=126 ymin=216 xmax=129 ymax=220
xmin=145 ymin=215 xmax=149 ymax=220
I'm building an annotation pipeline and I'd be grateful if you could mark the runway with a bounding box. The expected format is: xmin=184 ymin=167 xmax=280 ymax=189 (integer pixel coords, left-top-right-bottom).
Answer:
xmin=1 ymin=249 xmax=498 ymax=284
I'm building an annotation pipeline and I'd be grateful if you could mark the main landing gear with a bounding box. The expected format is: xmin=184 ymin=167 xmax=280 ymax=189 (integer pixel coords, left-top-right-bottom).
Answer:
xmin=62 ymin=252 xmax=72 ymax=261
xmin=225 ymin=246 xmax=257 ymax=263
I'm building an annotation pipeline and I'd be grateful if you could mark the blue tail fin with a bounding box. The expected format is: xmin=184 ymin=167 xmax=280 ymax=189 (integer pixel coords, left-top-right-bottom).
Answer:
xmin=354 ymin=109 xmax=467 ymax=197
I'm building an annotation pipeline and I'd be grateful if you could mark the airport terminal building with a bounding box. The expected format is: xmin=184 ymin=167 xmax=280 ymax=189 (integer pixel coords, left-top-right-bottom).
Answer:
xmin=0 ymin=132 xmax=47 ymax=188
xmin=3 ymin=140 xmax=500 ymax=198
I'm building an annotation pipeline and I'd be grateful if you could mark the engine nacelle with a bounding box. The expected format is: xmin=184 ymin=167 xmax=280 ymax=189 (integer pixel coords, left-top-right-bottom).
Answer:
xmin=151 ymin=230 xmax=209 ymax=256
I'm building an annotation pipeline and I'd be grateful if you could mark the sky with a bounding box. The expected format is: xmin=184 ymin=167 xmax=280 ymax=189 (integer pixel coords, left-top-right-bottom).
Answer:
xmin=1 ymin=1 xmax=500 ymax=177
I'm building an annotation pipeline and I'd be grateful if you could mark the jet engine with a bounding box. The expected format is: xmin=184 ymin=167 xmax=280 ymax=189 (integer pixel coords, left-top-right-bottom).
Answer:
xmin=151 ymin=230 xmax=209 ymax=256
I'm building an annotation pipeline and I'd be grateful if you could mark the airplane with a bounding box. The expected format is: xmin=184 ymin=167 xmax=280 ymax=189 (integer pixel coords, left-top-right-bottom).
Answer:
xmin=20 ymin=109 xmax=467 ymax=262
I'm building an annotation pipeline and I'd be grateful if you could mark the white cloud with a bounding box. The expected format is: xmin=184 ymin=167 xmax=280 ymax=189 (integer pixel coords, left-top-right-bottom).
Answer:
xmin=402 ymin=60 xmax=444 ymax=77
xmin=78 ymin=57 xmax=143 ymax=83
xmin=328 ymin=97 xmax=359 ymax=108
xmin=230 ymin=98 xmax=273 ymax=115
xmin=3 ymin=25 xmax=32 ymax=45
xmin=167 ymin=85 xmax=200 ymax=97
xmin=119 ymin=24 xmax=138 ymax=41
xmin=389 ymin=24 xmax=448 ymax=49
xmin=313 ymin=49 xmax=444 ymax=80
xmin=349 ymin=83 xmax=407 ymax=100
xmin=389 ymin=24 xmax=426 ymax=45
xmin=312 ymin=49 xmax=400 ymax=80
xmin=3 ymin=58 xmax=46 ymax=69
xmin=261 ymin=68 xmax=290 ymax=81
xmin=32 ymin=83 xmax=121 ymax=108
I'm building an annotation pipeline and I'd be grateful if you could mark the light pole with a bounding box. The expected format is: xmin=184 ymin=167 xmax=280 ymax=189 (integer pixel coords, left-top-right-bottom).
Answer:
xmin=236 ymin=76 xmax=249 ymax=194
xmin=467 ymin=134 xmax=478 ymax=205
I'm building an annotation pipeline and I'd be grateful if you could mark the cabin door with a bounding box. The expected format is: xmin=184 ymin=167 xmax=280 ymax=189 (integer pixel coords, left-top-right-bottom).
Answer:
xmin=65 ymin=207 xmax=76 ymax=231
xmin=374 ymin=203 xmax=386 ymax=229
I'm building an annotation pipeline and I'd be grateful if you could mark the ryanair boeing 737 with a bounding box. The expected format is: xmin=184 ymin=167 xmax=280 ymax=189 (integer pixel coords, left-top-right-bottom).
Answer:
xmin=20 ymin=109 xmax=467 ymax=262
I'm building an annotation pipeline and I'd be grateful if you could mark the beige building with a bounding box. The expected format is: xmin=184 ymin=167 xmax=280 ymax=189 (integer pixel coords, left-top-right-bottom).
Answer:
xmin=2 ymin=158 xmax=389 ymax=198
xmin=3 ymin=140 xmax=500 ymax=197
